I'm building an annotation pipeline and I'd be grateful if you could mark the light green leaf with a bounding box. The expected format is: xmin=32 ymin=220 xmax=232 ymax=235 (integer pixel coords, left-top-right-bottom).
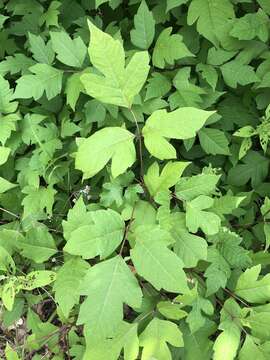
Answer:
xmin=213 ymin=299 xmax=241 ymax=360
xmin=145 ymin=72 xmax=171 ymax=101
xmin=50 ymin=31 xmax=87 ymax=68
xmin=221 ymin=60 xmax=259 ymax=88
xmin=166 ymin=0 xmax=189 ymax=12
xmin=5 ymin=344 xmax=20 ymax=360
xmin=142 ymin=107 xmax=215 ymax=159
xmin=75 ymin=127 xmax=136 ymax=179
xmin=13 ymin=64 xmax=63 ymax=100
xmin=139 ymin=318 xmax=183 ymax=360
xmin=175 ymin=172 xmax=220 ymax=201
xmin=81 ymin=21 xmax=149 ymax=107
xmin=65 ymin=71 xmax=85 ymax=110
xmin=187 ymin=0 xmax=235 ymax=46
xmin=130 ymin=226 xmax=188 ymax=293
xmin=153 ymin=27 xmax=193 ymax=69
xmin=198 ymin=128 xmax=231 ymax=155
xmin=64 ymin=209 xmax=125 ymax=259
xmin=0 ymin=76 xmax=18 ymax=114
xmin=235 ymin=265 xmax=270 ymax=303
xmin=239 ymin=335 xmax=266 ymax=360
xmin=0 ymin=146 xmax=11 ymax=165
xmin=54 ymin=258 xmax=90 ymax=318
xmin=19 ymin=226 xmax=57 ymax=263
xmin=130 ymin=0 xmax=155 ymax=49
xmin=84 ymin=322 xmax=139 ymax=360
xmin=0 ymin=177 xmax=17 ymax=193
xmin=0 ymin=54 xmax=35 ymax=77
xmin=28 ymin=32 xmax=54 ymax=65
xmin=186 ymin=195 xmax=221 ymax=235
xmin=144 ymin=161 xmax=190 ymax=196
xmin=230 ymin=9 xmax=269 ymax=42
xmin=18 ymin=270 xmax=56 ymax=290
xmin=228 ymin=151 xmax=269 ymax=188
xmin=2 ymin=280 xmax=16 ymax=311
xmin=170 ymin=214 xmax=207 ymax=267
xmin=78 ymin=256 xmax=142 ymax=339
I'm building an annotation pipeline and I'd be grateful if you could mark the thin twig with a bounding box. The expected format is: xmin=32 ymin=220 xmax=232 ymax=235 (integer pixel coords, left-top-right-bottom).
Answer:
xmin=119 ymin=204 xmax=136 ymax=256
xmin=0 ymin=207 xmax=20 ymax=219
xmin=130 ymin=108 xmax=144 ymax=178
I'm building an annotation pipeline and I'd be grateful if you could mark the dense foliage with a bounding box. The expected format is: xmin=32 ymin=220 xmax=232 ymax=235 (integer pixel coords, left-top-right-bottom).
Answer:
xmin=1 ymin=0 xmax=270 ymax=358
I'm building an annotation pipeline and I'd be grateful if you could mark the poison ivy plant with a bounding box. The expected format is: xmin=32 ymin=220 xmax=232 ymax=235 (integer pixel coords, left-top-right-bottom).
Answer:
xmin=0 ymin=0 xmax=270 ymax=358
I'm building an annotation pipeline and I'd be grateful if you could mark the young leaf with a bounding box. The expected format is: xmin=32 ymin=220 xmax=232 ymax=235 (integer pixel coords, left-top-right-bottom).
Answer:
xmin=0 ymin=76 xmax=18 ymax=114
xmin=50 ymin=31 xmax=87 ymax=68
xmin=144 ymin=161 xmax=190 ymax=196
xmin=28 ymin=32 xmax=54 ymax=64
xmin=175 ymin=172 xmax=220 ymax=201
xmin=235 ymin=265 xmax=270 ymax=303
xmin=187 ymin=0 xmax=235 ymax=46
xmin=142 ymin=107 xmax=215 ymax=159
xmin=64 ymin=209 xmax=125 ymax=259
xmin=77 ymin=256 xmax=142 ymax=339
xmin=153 ymin=27 xmax=193 ymax=69
xmin=139 ymin=318 xmax=183 ymax=360
xmin=199 ymin=128 xmax=230 ymax=155
xmin=54 ymin=258 xmax=90 ymax=318
xmin=130 ymin=226 xmax=188 ymax=293
xmin=81 ymin=21 xmax=149 ymax=107
xmin=130 ymin=0 xmax=155 ymax=49
xmin=213 ymin=299 xmax=241 ymax=360
xmin=186 ymin=195 xmax=221 ymax=235
xmin=13 ymin=64 xmax=63 ymax=100
xmin=75 ymin=127 xmax=136 ymax=179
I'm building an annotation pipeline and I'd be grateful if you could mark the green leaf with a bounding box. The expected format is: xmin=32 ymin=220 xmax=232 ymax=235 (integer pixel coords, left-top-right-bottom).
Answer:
xmin=139 ymin=318 xmax=183 ymax=360
xmin=0 ymin=146 xmax=11 ymax=165
xmin=153 ymin=27 xmax=193 ymax=69
xmin=239 ymin=335 xmax=266 ymax=360
xmin=142 ymin=107 xmax=215 ymax=159
xmin=199 ymin=128 xmax=231 ymax=155
xmin=50 ymin=31 xmax=87 ymax=68
xmin=65 ymin=71 xmax=85 ymax=110
xmin=228 ymin=151 xmax=269 ymax=187
xmin=64 ymin=209 xmax=125 ymax=259
xmin=144 ymin=161 xmax=189 ymax=196
xmin=235 ymin=265 xmax=270 ymax=303
xmin=81 ymin=21 xmax=149 ymax=107
xmin=5 ymin=344 xmax=20 ymax=360
xmin=13 ymin=64 xmax=63 ymax=100
xmin=75 ymin=127 xmax=136 ymax=179
xmin=186 ymin=195 xmax=221 ymax=235
xmin=19 ymin=226 xmax=57 ymax=263
xmin=53 ymin=258 xmax=89 ymax=318
xmin=145 ymin=73 xmax=171 ymax=101
xmin=175 ymin=171 xmax=220 ymax=201
xmin=78 ymin=256 xmax=142 ymax=339
xmin=170 ymin=213 xmax=208 ymax=267
xmin=187 ymin=0 xmax=235 ymax=46
xmin=0 ymin=54 xmax=35 ymax=76
xmin=2 ymin=280 xmax=16 ymax=311
xmin=130 ymin=0 xmax=155 ymax=49
xmin=0 ymin=177 xmax=17 ymax=194
xmin=221 ymin=60 xmax=259 ymax=88
xmin=18 ymin=270 xmax=56 ymax=290
xmin=230 ymin=10 xmax=269 ymax=42
xmin=130 ymin=226 xmax=188 ymax=293
xmin=0 ymin=76 xmax=18 ymax=114
xmin=28 ymin=32 xmax=54 ymax=65
xmin=84 ymin=321 xmax=139 ymax=360
xmin=213 ymin=299 xmax=241 ymax=360
xmin=166 ymin=0 xmax=189 ymax=12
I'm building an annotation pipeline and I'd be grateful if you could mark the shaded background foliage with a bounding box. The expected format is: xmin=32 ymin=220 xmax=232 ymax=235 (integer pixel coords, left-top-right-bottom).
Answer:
xmin=1 ymin=0 xmax=270 ymax=359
